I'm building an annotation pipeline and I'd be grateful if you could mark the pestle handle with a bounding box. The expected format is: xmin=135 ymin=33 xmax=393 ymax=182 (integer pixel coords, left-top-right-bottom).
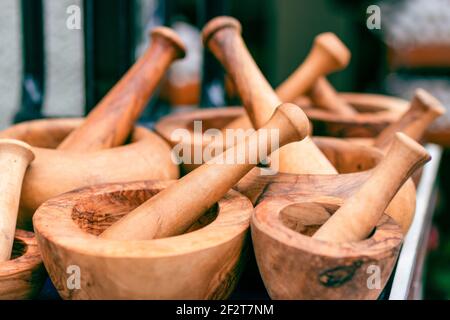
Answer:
xmin=275 ymin=32 xmax=350 ymax=103
xmin=57 ymin=27 xmax=186 ymax=152
xmin=100 ymin=103 xmax=310 ymax=241
xmin=203 ymin=16 xmax=337 ymax=175
xmin=313 ymin=133 xmax=430 ymax=243
xmin=374 ymin=89 xmax=445 ymax=151
xmin=0 ymin=139 xmax=34 ymax=262
xmin=307 ymin=77 xmax=357 ymax=116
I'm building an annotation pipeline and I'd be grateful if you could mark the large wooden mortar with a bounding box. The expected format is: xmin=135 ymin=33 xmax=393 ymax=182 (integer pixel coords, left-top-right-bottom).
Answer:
xmin=33 ymin=180 xmax=253 ymax=300
xmin=252 ymin=196 xmax=402 ymax=299
xmin=0 ymin=118 xmax=179 ymax=229
xmin=0 ymin=229 xmax=46 ymax=299
xmin=155 ymin=107 xmax=415 ymax=233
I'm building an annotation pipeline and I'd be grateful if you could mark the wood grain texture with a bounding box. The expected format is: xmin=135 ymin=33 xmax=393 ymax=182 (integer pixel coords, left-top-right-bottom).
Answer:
xmin=202 ymin=16 xmax=337 ymax=175
xmin=58 ymin=27 xmax=185 ymax=152
xmin=313 ymin=133 xmax=430 ymax=243
xmin=33 ymin=180 xmax=252 ymax=299
xmin=0 ymin=229 xmax=46 ymax=300
xmin=100 ymin=103 xmax=309 ymax=240
xmin=252 ymin=196 xmax=402 ymax=299
xmin=0 ymin=118 xmax=178 ymax=230
xmin=0 ymin=140 xmax=34 ymax=262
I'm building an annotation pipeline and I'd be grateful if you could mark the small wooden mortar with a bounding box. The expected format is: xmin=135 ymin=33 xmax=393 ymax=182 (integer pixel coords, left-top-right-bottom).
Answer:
xmin=0 ymin=118 xmax=178 ymax=229
xmin=0 ymin=140 xmax=46 ymax=299
xmin=34 ymin=103 xmax=310 ymax=299
xmin=252 ymin=134 xmax=430 ymax=299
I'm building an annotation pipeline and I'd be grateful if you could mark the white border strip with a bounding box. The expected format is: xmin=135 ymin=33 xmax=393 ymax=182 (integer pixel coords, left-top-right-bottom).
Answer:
xmin=389 ymin=144 xmax=442 ymax=300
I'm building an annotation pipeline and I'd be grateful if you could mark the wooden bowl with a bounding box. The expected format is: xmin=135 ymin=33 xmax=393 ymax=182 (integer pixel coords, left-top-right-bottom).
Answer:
xmin=0 ymin=229 xmax=46 ymax=300
xmin=296 ymin=93 xmax=409 ymax=138
xmin=33 ymin=180 xmax=253 ymax=300
xmin=252 ymin=196 xmax=403 ymax=299
xmin=0 ymin=118 xmax=179 ymax=229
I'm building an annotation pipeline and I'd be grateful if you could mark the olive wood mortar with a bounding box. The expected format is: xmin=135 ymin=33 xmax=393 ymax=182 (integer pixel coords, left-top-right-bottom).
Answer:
xmin=0 ymin=229 xmax=46 ymax=299
xmin=155 ymin=108 xmax=416 ymax=234
xmin=0 ymin=118 xmax=178 ymax=229
xmin=252 ymin=133 xmax=430 ymax=299
xmin=33 ymin=180 xmax=252 ymax=299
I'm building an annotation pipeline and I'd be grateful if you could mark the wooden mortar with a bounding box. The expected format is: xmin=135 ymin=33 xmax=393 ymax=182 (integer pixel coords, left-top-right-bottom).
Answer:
xmin=251 ymin=196 xmax=402 ymax=299
xmin=0 ymin=118 xmax=178 ymax=229
xmin=252 ymin=134 xmax=429 ymax=299
xmin=155 ymin=107 xmax=416 ymax=233
xmin=33 ymin=180 xmax=252 ymax=299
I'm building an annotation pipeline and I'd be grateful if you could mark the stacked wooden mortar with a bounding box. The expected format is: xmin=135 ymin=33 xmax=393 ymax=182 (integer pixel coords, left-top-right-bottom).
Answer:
xmin=1 ymin=17 xmax=444 ymax=300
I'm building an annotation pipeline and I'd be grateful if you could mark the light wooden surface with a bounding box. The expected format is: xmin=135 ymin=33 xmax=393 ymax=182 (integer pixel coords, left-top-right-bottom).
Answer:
xmin=0 ymin=229 xmax=46 ymax=300
xmin=203 ymin=16 xmax=337 ymax=175
xmin=0 ymin=140 xmax=34 ymax=262
xmin=0 ymin=118 xmax=178 ymax=229
xmin=313 ymin=133 xmax=430 ymax=243
xmin=100 ymin=103 xmax=309 ymax=241
xmin=34 ymin=180 xmax=252 ymax=299
xmin=58 ymin=27 xmax=185 ymax=152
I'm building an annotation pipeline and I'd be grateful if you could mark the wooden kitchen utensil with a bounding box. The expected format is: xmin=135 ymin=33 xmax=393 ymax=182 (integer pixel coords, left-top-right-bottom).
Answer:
xmin=203 ymin=16 xmax=337 ymax=175
xmin=313 ymin=133 xmax=430 ymax=243
xmin=0 ymin=118 xmax=178 ymax=230
xmin=0 ymin=140 xmax=46 ymax=299
xmin=251 ymin=133 xmax=429 ymax=299
xmin=374 ymin=89 xmax=445 ymax=150
xmin=34 ymin=180 xmax=252 ymax=299
xmin=58 ymin=27 xmax=185 ymax=151
xmin=100 ymin=103 xmax=310 ymax=240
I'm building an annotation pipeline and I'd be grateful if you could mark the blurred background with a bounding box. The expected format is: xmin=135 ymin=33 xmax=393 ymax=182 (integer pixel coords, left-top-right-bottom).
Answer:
xmin=1 ymin=0 xmax=449 ymax=299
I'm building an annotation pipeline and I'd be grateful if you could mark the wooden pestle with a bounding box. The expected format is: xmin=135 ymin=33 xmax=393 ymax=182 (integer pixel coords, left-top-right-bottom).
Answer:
xmin=57 ymin=27 xmax=186 ymax=152
xmin=313 ymin=133 xmax=430 ymax=243
xmin=100 ymin=103 xmax=310 ymax=240
xmin=276 ymin=32 xmax=350 ymax=103
xmin=202 ymin=16 xmax=337 ymax=174
xmin=374 ymin=88 xmax=445 ymax=151
xmin=0 ymin=140 xmax=34 ymax=262
xmin=308 ymin=77 xmax=357 ymax=116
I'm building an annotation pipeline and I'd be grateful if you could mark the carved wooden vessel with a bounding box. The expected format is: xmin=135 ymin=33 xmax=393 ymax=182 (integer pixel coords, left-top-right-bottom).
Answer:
xmin=33 ymin=180 xmax=252 ymax=299
xmin=252 ymin=134 xmax=429 ymax=299
xmin=0 ymin=118 xmax=179 ymax=229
